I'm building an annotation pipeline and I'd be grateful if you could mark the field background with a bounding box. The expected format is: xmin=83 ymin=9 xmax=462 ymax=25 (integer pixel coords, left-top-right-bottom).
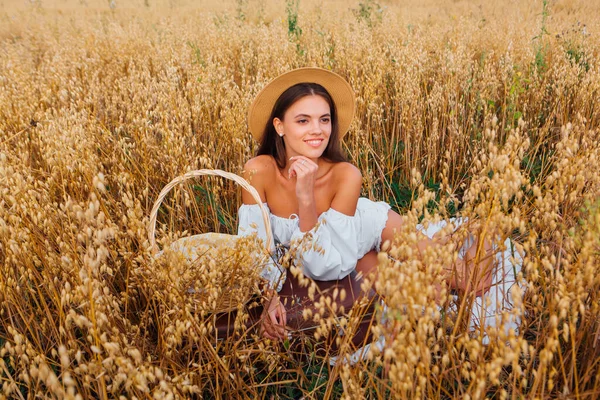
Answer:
xmin=1 ymin=0 xmax=600 ymax=398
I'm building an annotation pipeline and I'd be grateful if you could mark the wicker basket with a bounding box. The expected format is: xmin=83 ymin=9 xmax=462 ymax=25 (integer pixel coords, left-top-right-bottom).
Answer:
xmin=148 ymin=169 xmax=273 ymax=313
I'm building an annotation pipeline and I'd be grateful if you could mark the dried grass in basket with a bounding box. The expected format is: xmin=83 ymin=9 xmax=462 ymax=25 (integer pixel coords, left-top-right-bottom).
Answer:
xmin=148 ymin=169 xmax=273 ymax=313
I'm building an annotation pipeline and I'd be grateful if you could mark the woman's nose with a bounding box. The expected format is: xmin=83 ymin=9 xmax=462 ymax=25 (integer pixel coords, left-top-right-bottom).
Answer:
xmin=309 ymin=121 xmax=322 ymax=134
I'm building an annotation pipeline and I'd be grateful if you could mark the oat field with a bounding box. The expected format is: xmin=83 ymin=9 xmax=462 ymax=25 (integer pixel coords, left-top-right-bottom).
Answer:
xmin=1 ymin=0 xmax=599 ymax=398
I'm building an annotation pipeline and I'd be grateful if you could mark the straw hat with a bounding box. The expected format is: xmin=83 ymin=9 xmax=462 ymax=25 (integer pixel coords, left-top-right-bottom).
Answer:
xmin=247 ymin=67 xmax=355 ymax=141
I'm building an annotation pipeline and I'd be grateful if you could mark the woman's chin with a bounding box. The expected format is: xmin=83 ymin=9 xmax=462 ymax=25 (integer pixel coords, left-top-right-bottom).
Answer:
xmin=286 ymin=146 xmax=326 ymax=161
xmin=301 ymin=149 xmax=326 ymax=159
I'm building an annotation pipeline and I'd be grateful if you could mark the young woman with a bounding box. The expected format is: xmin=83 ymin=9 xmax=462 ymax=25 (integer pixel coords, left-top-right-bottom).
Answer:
xmin=237 ymin=68 xmax=514 ymax=340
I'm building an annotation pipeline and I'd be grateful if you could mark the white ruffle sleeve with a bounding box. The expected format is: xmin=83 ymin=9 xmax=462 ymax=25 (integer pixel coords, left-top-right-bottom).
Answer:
xmin=237 ymin=204 xmax=286 ymax=292
xmin=290 ymin=208 xmax=360 ymax=281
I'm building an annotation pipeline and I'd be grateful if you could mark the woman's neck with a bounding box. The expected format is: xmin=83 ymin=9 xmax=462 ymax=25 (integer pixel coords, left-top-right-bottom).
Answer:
xmin=280 ymin=157 xmax=333 ymax=180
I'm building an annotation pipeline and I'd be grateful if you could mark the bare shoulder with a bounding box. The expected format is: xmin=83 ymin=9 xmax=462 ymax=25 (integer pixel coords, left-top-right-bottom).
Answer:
xmin=330 ymin=162 xmax=362 ymax=215
xmin=331 ymin=162 xmax=362 ymax=185
xmin=241 ymin=155 xmax=276 ymax=203
xmin=244 ymin=154 xmax=277 ymax=183
xmin=244 ymin=154 xmax=276 ymax=173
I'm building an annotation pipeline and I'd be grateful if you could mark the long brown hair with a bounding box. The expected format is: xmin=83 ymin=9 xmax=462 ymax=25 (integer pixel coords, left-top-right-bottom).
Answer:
xmin=256 ymin=83 xmax=347 ymax=169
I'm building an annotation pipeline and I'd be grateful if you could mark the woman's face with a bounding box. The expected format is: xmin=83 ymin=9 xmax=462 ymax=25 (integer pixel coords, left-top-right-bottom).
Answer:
xmin=273 ymin=95 xmax=332 ymax=161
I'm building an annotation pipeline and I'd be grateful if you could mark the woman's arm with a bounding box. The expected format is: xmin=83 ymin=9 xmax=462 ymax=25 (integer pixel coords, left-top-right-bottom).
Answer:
xmin=288 ymin=161 xmax=363 ymax=280
xmin=415 ymin=230 xmax=495 ymax=296
xmin=288 ymin=158 xmax=361 ymax=231
xmin=443 ymin=237 xmax=495 ymax=296
xmin=288 ymin=155 xmax=319 ymax=232
xmin=381 ymin=212 xmax=495 ymax=297
xmin=240 ymin=157 xmax=288 ymax=339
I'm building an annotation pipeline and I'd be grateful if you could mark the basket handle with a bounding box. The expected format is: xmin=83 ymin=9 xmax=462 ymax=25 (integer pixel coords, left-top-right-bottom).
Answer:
xmin=148 ymin=169 xmax=273 ymax=253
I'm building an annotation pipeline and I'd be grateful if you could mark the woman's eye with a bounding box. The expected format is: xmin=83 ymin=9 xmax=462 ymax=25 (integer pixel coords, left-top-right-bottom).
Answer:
xmin=321 ymin=118 xmax=330 ymax=123
xmin=297 ymin=119 xmax=308 ymax=124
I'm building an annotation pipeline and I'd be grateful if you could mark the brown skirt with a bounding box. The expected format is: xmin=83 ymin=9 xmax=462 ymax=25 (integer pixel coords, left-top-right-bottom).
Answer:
xmin=213 ymin=271 xmax=382 ymax=353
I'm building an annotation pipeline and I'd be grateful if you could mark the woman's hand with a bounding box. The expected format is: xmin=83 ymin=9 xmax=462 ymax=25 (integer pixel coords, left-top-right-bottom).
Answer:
xmin=288 ymin=156 xmax=318 ymax=203
xmin=441 ymin=238 xmax=494 ymax=296
xmin=461 ymin=238 xmax=495 ymax=296
xmin=260 ymin=292 xmax=288 ymax=340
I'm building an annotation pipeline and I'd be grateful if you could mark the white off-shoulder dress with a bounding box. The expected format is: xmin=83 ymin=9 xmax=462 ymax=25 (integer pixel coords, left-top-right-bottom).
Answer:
xmin=238 ymin=197 xmax=523 ymax=344
xmin=237 ymin=197 xmax=391 ymax=291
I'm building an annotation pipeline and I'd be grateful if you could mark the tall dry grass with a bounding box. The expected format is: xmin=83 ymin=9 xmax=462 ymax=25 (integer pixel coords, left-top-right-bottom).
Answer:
xmin=1 ymin=0 xmax=599 ymax=398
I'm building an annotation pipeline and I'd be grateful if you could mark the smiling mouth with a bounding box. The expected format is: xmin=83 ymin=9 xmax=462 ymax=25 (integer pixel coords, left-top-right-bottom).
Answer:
xmin=304 ymin=139 xmax=324 ymax=147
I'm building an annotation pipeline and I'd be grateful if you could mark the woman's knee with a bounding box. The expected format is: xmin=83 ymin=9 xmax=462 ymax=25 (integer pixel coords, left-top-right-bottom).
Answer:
xmin=381 ymin=210 xmax=404 ymax=245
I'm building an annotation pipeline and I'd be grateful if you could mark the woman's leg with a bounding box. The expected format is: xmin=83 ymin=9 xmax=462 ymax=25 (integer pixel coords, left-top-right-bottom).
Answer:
xmin=354 ymin=211 xmax=406 ymax=280
xmin=354 ymin=211 xmax=405 ymax=279
xmin=376 ymin=210 xmax=495 ymax=295
xmin=355 ymin=250 xmax=379 ymax=277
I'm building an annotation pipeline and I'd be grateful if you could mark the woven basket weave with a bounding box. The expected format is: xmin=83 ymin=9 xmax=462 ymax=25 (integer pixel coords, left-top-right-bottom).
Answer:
xmin=148 ymin=169 xmax=273 ymax=313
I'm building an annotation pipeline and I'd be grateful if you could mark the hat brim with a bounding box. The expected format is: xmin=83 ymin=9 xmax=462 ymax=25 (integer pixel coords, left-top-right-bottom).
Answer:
xmin=247 ymin=67 xmax=355 ymax=142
